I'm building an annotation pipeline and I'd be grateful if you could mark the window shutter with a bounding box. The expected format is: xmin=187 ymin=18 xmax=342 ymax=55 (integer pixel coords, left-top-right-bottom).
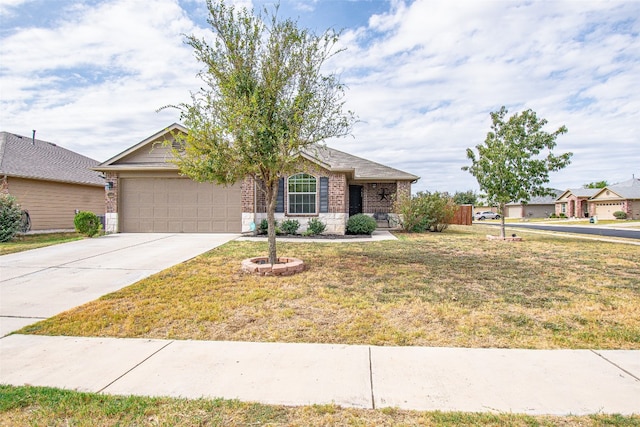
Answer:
xmin=319 ymin=177 xmax=329 ymax=213
xmin=276 ymin=177 xmax=285 ymax=213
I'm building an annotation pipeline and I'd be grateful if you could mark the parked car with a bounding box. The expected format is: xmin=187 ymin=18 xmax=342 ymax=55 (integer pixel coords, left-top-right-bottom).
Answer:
xmin=474 ymin=211 xmax=501 ymax=220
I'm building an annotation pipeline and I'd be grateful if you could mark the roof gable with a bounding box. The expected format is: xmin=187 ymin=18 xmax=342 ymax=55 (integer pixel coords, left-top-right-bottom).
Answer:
xmin=98 ymin=124 xmax=420 ymax=182
xmin=591 ymin=178 xmax=640 ymax=200
xmin=556 ymin=188 xmax=599 ymax=202
xmin=97 ymin=123 xmax=186 ymax=169
xmin=0 ymin=131 xmax=104 ymax=186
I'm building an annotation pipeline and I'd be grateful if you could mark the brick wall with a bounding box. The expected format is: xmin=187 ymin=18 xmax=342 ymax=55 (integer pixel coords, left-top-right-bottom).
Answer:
xmin=241 ymin=176 xmax=255 ymax=213
xmin=361 ymin=180 xmax=412 ymax=213
xmin=363 ymin=182 xmax=396 ymax=213
xmin=247 ymin=159 xmax=346 ymax=215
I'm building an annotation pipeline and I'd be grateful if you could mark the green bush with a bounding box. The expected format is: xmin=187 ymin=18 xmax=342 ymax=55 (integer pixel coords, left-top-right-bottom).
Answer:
xmin=559 ymin=213 xmax=567 ymax=218
xmin=280 ymin=219 xmax=300 ymax=235
xmin=613 ymin=211 xmax=627 ymax=219
xmin=393 ymin=191 xmax=456 ymax=232
xmin=74 ymin=211 xmax=101 ymax=237
xmin=0 ymin=194 xmax=22 ymax=242
xmin=346 ymin=214 xmax=377 ymax=235
xmin=549 ymin=213 xmax=558 ymax=218
xmin=306 ymin=218 xmax=326 ymax=235
xmin=259 ymin=218 xmax=284 ymax=235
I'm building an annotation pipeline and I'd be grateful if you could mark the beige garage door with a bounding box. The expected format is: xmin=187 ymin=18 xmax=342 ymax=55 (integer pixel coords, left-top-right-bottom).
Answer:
xmin=505 ymin=205 xmax=522 ymax=218
xmin=121 ymin=178 xmax=241 ymax=233
xmin=594 ymin=202 xmax=622 ymax=220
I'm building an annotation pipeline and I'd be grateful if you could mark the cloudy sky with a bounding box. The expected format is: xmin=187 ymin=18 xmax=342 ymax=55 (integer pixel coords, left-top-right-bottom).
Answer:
xmin=1 ymin=0 xmax=638 ymax=193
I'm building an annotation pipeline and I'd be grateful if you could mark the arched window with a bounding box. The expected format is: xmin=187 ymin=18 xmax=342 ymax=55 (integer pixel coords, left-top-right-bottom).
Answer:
xmin=288 ymin=173 xmax=317 ymax=214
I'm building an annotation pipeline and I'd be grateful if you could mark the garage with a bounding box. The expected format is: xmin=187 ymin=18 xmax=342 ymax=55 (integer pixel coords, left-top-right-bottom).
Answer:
xmin=120 ymin=177 xmax=242 ymax=233
xmin=594 ymin=202 xmax=622 ymax=220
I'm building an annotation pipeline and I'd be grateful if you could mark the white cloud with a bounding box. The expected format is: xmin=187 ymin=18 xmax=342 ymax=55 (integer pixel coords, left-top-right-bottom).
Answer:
xmin=326 ymin=0 xmax=640 ymax=192
xmin=1 ymin=0 xmax=638 ymax=192
xmin=1 ymin=0 xmax=203 ymax=160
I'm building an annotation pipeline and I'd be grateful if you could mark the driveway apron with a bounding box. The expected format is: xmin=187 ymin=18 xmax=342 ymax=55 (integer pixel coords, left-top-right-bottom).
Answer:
xmin=0 ymin=233 xmax=238 ymax=336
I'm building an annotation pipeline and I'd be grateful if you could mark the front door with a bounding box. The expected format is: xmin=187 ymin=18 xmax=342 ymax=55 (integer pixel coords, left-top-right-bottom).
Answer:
xmin=349 ymin=185 xmax=363 ymax=216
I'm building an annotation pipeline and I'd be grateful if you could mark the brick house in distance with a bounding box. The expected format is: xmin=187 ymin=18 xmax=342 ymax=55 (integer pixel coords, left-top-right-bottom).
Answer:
xmin=94 ymin=124 xmax=419 ymax=234
xmin=555 ymin=178 xmax=640 ymax=220
xmin=555 ymin=188 xmax=599 ymax=218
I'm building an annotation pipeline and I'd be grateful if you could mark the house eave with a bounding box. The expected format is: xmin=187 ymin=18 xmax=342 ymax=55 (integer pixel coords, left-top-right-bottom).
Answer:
xmin=93 ymin=164 xmax=178 ymax=172
xmin=4 ymin=172 xmax=104 ymax=187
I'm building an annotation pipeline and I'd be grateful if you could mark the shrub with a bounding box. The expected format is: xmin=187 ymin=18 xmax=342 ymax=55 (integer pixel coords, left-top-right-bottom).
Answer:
xmin=259 ymin=219 xmax=284 ymax=235
xmin=393 ymin=191 xmax=456 ymax=233
xmin=280 ymin=219 xmax=300 ymax=235
xmin=306 ymin=218 xmax=326 ymax=235
xmin=613 ymin=211 xmax=627 ymax=219
xmin=549 ymin=213 xmax=558 ymax=218
xmin=74 ymin=211 xmax=101 ymax=237
xmin=0 ymin=194 xmax=22 ymax=242
xmin=559 ymin=213 xmax=567 ymax=218
xmin=346 ymin=214 xmax=377 ymax=235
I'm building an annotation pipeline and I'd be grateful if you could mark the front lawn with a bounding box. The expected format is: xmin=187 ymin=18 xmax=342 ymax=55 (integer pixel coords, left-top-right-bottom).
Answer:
xmin=21 ymin=226 xmax=640 ymax=349
xmin=1 ymin=385 xmax=637 ymax=427
xmin=0 ymin=232 xmax=83 ymax=255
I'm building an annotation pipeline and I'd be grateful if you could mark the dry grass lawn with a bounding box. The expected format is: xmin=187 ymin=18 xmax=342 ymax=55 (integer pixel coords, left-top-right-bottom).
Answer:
xmin=22 ymin=226 xmax=640 ymax=349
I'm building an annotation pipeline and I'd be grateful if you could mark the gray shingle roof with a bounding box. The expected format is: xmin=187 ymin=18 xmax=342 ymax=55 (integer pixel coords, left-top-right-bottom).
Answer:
xmin=507 ymin=189 xmax=562 ymax=205
xmin=0 ymin=131 xmax=104 ymax=186
xmin=604 ymin=178 xmax=640 ymax=199
xmin=568 ymin=188 xmax=599 ymax=198
xmin=303 ymin=145 xmax=419 ymax=181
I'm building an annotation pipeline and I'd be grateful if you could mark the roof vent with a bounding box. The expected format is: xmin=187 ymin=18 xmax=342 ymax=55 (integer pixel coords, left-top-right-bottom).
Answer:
xmin=32 ymin=130 xmax=36 ymax=145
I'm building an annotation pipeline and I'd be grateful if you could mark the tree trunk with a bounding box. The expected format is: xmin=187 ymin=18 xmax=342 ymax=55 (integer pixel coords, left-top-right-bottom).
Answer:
xmin=499 ymin=203 xmax=506 ymax=238
xmin=265 ymin=179 xmax=279 ymax=265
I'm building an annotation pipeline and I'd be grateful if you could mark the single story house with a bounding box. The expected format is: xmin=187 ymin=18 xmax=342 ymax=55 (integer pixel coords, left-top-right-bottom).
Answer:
xmin=94 ymin=124 xmax=419 ymax=234
xmin=589 ymin=178 xmax=640 ymax=220
xmin=0 ymin=131 xmax=104 ymax=230
xmin=505 ymin=190 xmax=562 ymax=219
xmin=555 ymin=188 xmax=598 ymax=218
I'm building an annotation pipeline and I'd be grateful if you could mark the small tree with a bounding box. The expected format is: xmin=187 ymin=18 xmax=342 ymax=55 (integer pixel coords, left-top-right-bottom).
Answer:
xmin=163 ymin=1 xmax=355 ymax=264
xmin=463 ymin=106 xmax=572 ymax=238
xmin=453 ymin=190 xmax=478 ymax=206
xmin=583 ymin=180 xmax=609 ymax=189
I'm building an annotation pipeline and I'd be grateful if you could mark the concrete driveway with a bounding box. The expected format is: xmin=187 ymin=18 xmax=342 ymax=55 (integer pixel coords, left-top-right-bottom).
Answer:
xmin=0 ymin=233 xmax=239 ymax=336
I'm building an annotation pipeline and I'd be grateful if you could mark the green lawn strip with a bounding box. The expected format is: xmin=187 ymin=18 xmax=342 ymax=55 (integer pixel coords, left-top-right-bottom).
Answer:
xmin=0 ymin=232 xmax=83 ymax=255
xmin=20 ymin=226 xmax=640 ymax=349
xmin=1 ymin=385 xmax=636 ymax=426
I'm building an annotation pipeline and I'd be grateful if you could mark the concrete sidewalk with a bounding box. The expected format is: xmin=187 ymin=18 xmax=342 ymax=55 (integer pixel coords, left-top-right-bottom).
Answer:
xmin=1 ymin=334 xmax=638 ymax=415
xmin=0 ymin=233 xmax=239 ymax=336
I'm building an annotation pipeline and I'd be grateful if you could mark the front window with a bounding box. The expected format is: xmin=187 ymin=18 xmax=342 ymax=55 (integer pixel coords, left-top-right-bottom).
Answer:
xmin=288 ymin=173 xmax=316 ymax=214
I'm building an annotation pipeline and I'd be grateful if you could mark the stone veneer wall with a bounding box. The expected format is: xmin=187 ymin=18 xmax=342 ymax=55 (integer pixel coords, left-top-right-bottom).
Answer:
xmin=104 ymin=171 xmax=119 ymax=233
xmin=0 ymin=176 xmax=8 ymax=194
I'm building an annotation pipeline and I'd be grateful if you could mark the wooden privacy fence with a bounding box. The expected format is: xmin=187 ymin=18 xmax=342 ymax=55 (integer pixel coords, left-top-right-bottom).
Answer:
xmin=450 ymin=204 xmax=473 ymax=226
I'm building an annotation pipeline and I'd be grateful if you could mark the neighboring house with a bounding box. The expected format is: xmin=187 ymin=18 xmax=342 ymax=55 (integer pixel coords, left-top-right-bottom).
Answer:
xmin=0 ymin=131 xmax=105 ymax=231
xmin=94 ymin=124 xmax=419 ymax=234
xmin=589 ymin=178 xmax=640 ymax=220
xmin=505 ymin=190 xmax=562 ymax=219
xmin=555 ymin=188 xmax=599 ymax=218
